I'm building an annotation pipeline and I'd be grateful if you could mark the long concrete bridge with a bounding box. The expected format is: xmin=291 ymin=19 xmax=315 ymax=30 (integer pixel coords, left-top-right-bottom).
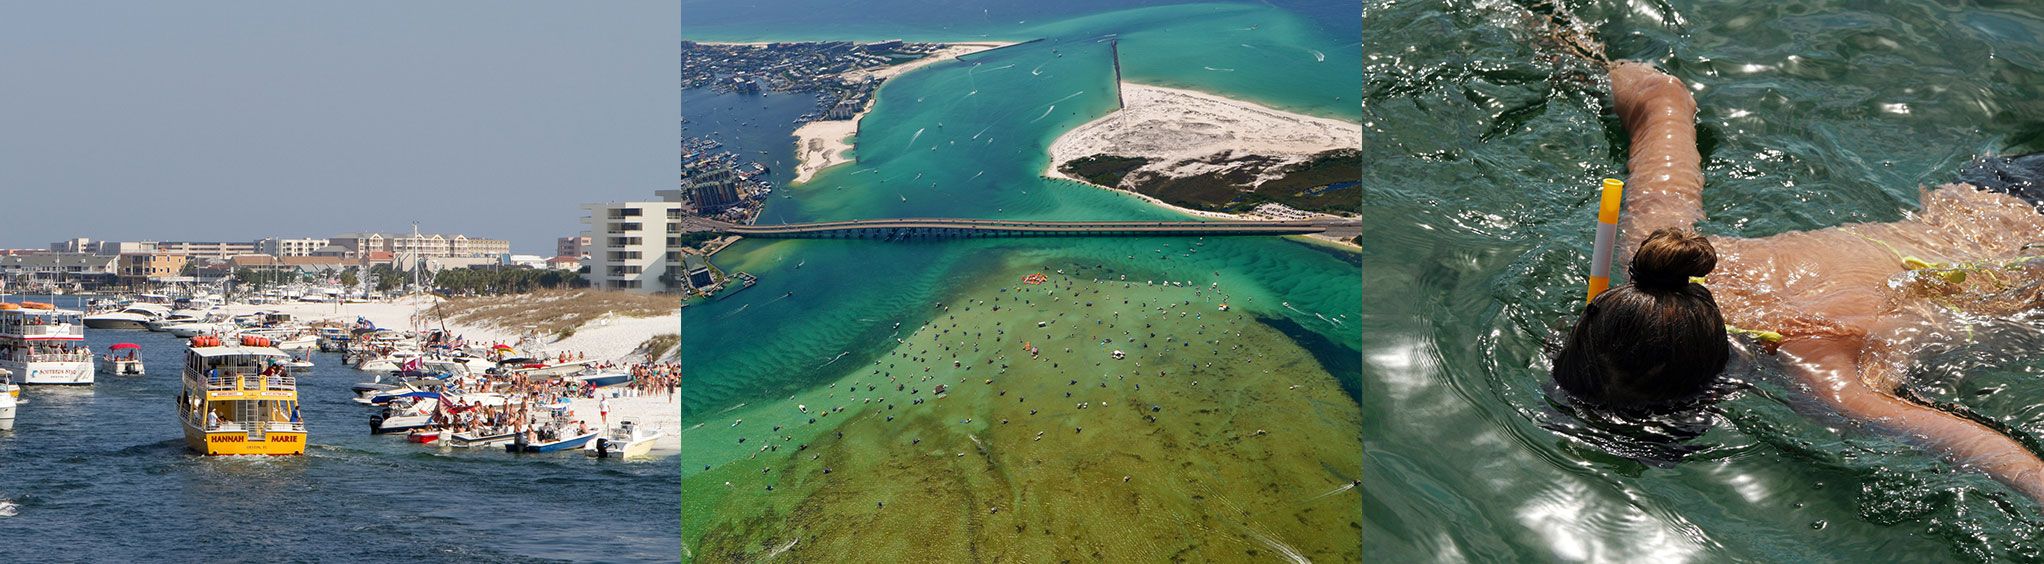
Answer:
xmin=682 ymin=217 xmax=1360 ymax=241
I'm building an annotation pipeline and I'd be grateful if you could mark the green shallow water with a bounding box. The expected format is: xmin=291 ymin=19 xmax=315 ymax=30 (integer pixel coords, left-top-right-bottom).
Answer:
xmin=680 ymin=1 xmax=1361 ymax=560
xmin=1365 ymin=0 xmax=2044 ymax=561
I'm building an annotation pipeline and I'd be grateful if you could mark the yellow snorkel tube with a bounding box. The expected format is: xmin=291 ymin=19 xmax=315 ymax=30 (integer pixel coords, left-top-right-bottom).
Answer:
xmin=1587 ymin=178 xmax=1624 ymax=301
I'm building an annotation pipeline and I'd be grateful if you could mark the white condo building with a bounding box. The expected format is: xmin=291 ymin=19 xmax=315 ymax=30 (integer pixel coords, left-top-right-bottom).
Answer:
xmin=258 ymin=237 xmax=330 ymax=257
xmin=580 ymin=199 xmax=684 ymax=292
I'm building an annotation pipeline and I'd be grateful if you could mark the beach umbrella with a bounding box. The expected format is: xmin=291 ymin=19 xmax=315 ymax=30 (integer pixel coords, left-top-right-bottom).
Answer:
xmin=109 ymin=343 xmax=141 ymax=350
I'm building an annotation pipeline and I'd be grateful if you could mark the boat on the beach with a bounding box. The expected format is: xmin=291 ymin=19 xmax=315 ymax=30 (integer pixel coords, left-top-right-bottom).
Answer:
xmin=501 ymin=357 xmax=595 ymax=378
xmin=505 ymin=429 xmax=598 ymax=453
xmin=584 ymin=419 xmax=662 ymax=459
xmin=571 ymin=372 xmax=633 ymax=388
xmin=178 ymin=335 xmax=306 ymax=455
xmin=1 ymin=302 xmax=93 ymax=385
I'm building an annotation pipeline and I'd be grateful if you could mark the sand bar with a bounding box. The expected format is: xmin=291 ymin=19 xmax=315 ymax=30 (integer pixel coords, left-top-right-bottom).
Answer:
xmin=790 ymin=42 xmax=1014 ymax=185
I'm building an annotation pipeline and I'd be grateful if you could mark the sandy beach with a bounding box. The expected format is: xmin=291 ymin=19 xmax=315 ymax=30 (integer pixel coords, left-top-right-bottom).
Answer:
xmin=222 ymin=295 xmax=683 ymax=453
xmin=1042 ymin=83 xmax=1361 ymax=246
xmin=790 ymin=42 xmax=1015 ymax=185
xmin=1047 ymin=83 xmax=1361 ymax=180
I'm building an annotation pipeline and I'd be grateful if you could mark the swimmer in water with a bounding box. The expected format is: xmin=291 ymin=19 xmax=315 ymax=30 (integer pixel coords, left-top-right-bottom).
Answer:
xmin=1553 ymin=57 xmax=2044 ymax=499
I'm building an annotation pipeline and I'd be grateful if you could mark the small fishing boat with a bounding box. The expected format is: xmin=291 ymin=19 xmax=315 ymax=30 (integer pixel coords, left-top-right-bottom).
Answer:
xmin=584 ymin=419 xmax=663 ymax=459
xmin=505 ymin=429 xmax=598 ymax=454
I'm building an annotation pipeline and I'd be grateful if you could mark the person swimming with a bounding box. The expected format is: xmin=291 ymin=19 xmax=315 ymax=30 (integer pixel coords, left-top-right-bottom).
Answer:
xmin=1555 ymin=58 xmax=2044 ymax=500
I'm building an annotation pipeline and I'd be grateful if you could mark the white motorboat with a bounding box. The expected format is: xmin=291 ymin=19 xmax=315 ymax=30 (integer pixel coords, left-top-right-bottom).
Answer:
xmin=82 ymin=304 xmax=169 ymax=330
xmin=0 ymin=369 xmax=15 ymax=430
xmin=166 ymin=322 xmax=231 ymax=338
xmin=446 ymin=428 xmax=519 ymax=448
xmin=273 ymin=333 xmax=319 ymax=352
xmin=368 ymin=396 xmax=438 ymax=434
xmin=280 ymin=358 xmax=314 ymax=374
xmin=146 ymin=313 xmax=207 ymax=332
xmin=358 ymin=349 xmax=424 ymax=375
xmin=584 ymin=419 xmax=663 ymax=459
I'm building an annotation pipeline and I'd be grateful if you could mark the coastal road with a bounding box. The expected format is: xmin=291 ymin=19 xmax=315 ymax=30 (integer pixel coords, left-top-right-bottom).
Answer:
xmin=681 ymin=216 xmax=1360 ymax=240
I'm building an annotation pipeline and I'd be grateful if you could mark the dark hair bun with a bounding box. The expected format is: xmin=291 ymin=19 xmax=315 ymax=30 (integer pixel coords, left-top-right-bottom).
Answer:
xmin=1630 ymin=228 xmax=1715 ymax=290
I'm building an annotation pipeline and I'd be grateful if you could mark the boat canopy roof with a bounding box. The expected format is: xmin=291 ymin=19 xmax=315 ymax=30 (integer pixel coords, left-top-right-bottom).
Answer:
xmin=2 ymin=307 xmax=82 ymax=316
xmin=188 ymin=346 xmax=289 ymax=359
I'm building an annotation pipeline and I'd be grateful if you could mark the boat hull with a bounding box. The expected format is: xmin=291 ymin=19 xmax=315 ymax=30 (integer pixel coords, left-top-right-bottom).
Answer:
xmin=505 ymin=431 xmax=597 ymax=453
xmin=447 ymin=431 xmax=517 ymax=448
xmin=584 ymin=436 xmax=657 ymax=459
xmin=575 ymin=373 xmax=634 ymax=388
xmin=183 ymin=424 xmax=306 ymax=456
xmin=83 ymin=319 xmax=148 ymax=330
xmin=3 ymin=360 xmax=94 ymax=385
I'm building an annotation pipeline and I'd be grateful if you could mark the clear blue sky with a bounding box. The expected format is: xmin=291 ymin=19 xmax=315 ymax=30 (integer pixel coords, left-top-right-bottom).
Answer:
xmin=0 ymin=1 xmax=678 ymax=254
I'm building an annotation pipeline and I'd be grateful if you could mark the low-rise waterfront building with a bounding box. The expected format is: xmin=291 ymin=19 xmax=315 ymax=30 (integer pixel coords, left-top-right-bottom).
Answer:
xmin=117 ymin=252 xmax=189 ymax=285
xmin=157 ymin=241 xmax=259 ymax=260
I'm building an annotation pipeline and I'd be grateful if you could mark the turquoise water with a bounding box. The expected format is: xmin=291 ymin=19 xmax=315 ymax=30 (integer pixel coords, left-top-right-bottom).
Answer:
xmin=681 ymin=1 xmax=1362 ymax=441
xmin=1364 ymin=1 xmax=2044 ymax=561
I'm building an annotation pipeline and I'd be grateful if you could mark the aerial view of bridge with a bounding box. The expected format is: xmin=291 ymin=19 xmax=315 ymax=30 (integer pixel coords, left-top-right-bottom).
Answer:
xmin=680 ymin=216 xmax=1361 ymax=240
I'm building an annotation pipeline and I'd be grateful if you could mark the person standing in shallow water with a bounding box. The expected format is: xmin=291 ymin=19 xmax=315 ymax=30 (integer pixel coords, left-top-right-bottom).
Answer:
xmin=1554 ymin=58 xmax=2044 ymax=501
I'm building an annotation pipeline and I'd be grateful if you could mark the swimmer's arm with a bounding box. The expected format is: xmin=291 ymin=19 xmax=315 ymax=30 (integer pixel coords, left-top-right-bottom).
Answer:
xmin=1610 ymin=61 xmax=1706 ymax=255
xmin=1779 ymin=337 xmax=2044 ymax=503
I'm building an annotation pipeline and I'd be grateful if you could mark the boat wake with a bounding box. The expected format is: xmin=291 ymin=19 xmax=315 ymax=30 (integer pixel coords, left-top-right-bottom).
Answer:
xmin=0 ymin=499 xmax=17 ymax=518
xmin=1030 ymin=105 xmax=1057 ymax=123
xmin=1204 ymin=66 xmax=1236 ymax=72
xmin=718 ymin=402 xmax=747 ymax=414
xmin=1031 ymin=62 xmax=1047 ymax=75
xmin=763 ymin=539 xmax=799 ymax=559
xmin=717 ymin=304 xmax=750 ymax=320
xmin=1308 ymin=49 xmax=1326 ymax=62
xmin=906 ymin=127 xmax=926 ymax=148
xmin=1244 ymin=529 xmax=1309 ymax=564
xmin=818 ymin=351 xmax=850 ymax=368
xmin=1304 ymin=481 xmax=1357 ymax=502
